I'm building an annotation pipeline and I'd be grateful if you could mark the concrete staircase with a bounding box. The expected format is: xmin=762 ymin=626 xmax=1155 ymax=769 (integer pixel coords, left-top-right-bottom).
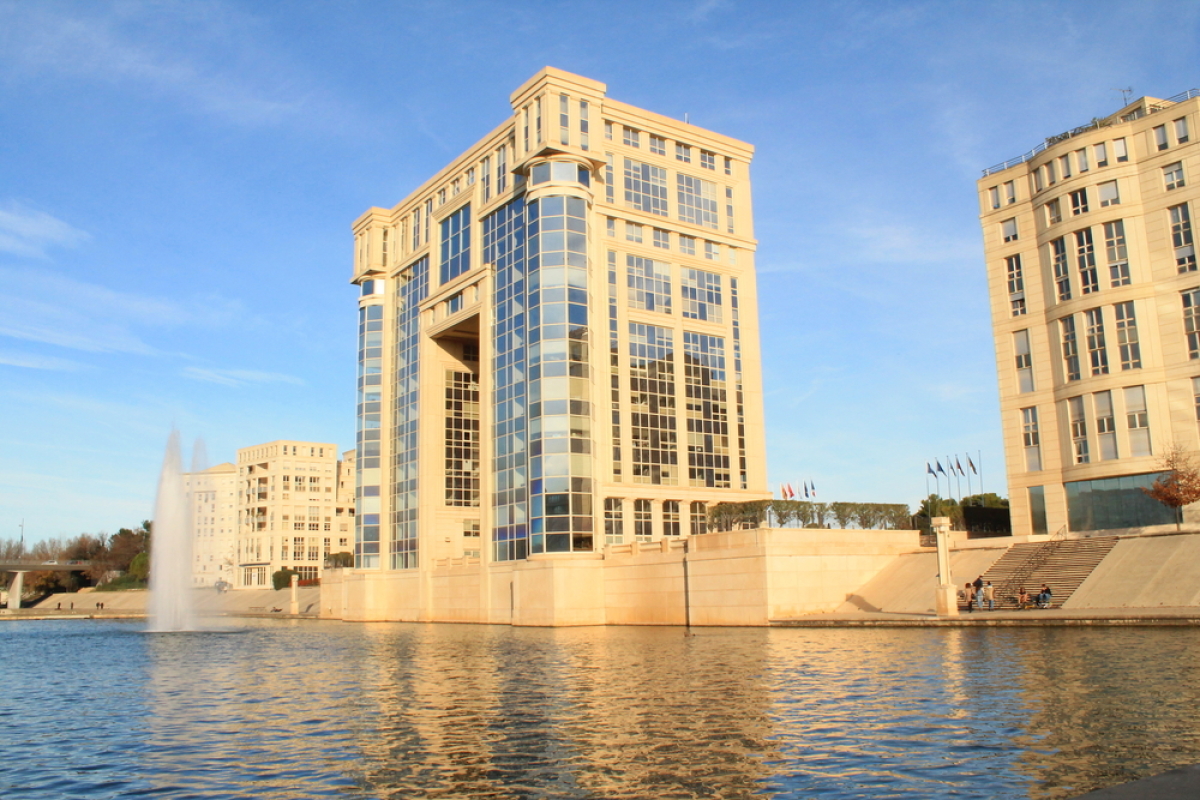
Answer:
xmin=978 ymin=537 xmax=1119 ymax=609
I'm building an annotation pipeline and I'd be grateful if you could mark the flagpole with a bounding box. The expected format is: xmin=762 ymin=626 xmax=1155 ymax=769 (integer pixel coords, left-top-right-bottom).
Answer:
xmin=966 ymin=456 xmax=973 ymax=497
xmin=978 ymin=449 xmax=984 ymax=496
xmin=955 ymin=457 xmax=962 ymax=500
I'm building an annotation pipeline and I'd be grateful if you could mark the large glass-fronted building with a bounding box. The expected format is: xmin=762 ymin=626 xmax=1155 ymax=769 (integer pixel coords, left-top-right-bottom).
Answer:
xmin=349 ymin=68 xmax=768 ymax=575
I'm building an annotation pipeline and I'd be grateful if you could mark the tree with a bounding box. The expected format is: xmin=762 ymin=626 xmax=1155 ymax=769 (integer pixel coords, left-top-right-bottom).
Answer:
xmin=325 ymin=551 xmax=354 ymax=568
xmin=1142 ymin=443 xmax=1200 ymax=530
xmin=916 ymin=494 xmax=963 ymax=529
xmin=961 ymin=493 xmax=1009 ymax=509
xmin=273 ymin=568 xmax=299 ymax=591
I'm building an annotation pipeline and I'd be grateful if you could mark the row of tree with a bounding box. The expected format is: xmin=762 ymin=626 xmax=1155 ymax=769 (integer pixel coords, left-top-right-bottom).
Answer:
xmin=707 ymin=500 xmax=913 ymax=532
xmin=2 ymin=521 xmax=152 ymax=597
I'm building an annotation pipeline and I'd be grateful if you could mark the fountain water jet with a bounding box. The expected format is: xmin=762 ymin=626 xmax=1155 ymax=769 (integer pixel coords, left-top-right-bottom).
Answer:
xmin=148 ymin=429 xmax=199 ymax=631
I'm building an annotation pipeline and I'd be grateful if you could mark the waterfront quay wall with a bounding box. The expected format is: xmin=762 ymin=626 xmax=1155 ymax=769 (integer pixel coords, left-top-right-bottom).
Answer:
xmin=320 ymin=528 xmax=922 ymax=626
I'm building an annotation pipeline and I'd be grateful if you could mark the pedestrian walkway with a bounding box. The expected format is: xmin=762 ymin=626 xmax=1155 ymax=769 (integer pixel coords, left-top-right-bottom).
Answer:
xmin=772 ymin=605 xmax=1200 ymax=627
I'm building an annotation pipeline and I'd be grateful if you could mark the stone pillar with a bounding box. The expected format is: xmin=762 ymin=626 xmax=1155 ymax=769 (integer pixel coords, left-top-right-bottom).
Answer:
xmin=932 ymin=517 xmax=958 ymax=617
xmin=8 ymin=571 xmax=24 ymax=610
xmin=289 ymin=572 xmax=299 ymax=615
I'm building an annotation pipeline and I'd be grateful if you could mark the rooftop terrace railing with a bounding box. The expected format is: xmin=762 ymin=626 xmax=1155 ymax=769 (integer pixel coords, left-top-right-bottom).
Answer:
xmin=981 ymin=88 xmax=1200 ymax=177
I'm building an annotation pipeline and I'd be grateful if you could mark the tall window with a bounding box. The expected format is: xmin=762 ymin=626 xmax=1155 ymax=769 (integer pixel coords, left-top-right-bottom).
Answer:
xmin=675 ymin=142 xmax=691 ymax=163
xmin=1114 ymin=301 xmax=1141 ymax=370
xmin=1061 ymin=315 xmax=1081 ymax=381
xmin=623 ymin=126 xmax=640 ymax=148
xmin=1154 ymin=124 xmax=1169 ymax=151
xmin=700 ymin=150 xmax=716 ymax=170
xmin=1070 ymin=188 xmax=1089 ymax=215
xmin=1104 ymin=221 xmax=1130 ymax=286
xmin=1045 ymin=198 xmax=1062 ymax=225
xmin=579 ymin=100 xmax=589 ymax=150
xmin=1068 ymin=396 xmax=1089 ymax=464
xmin=989 ymin=186 xmax=1000 ymax=210
xmin=1165 ymin=161 xmax=1185 ymax=191
xmin=624 ymin=158 xmax=669 ymax=216
xmin=1002 ymin=218 xmax=1018 ymax=242
xmin=1006 ymin=254 xmax=1026 ymax=316
xmin=559 ymin=93 xmax=570 ymax=146
xmin=1176 ymin=116 xmax=1190 ymax=144
xmin=681 ymin=268 xmax=723 ymax=322
xmin=1014 ymin=329 xmax=1034 ymax=393
xmin=649 ymin=134 xmax=666 ymax=155
xmin=1005 ymin=180 xmax=1016 ymax=204
xmin=1125 ymin=385 xmax=1151 ymax=457
xmin=1094 ymin=141 xmax=1109 ymax=167
xmin=663 ymin=501 xmax=681 ymax=535
xmin=1085 ymin=307 xmax=1109 ymax=376
xmin=677 ymin=174 xmax=719 ymax=229
xmin=1075 ymin=228 xmax=1098 ymax=294
xmin=439 ymin=204 xmax=471 ymax=285
xmin=683 ymin=332 xmax=730 ymax=488
xmin=1183 ymin=288 xmax=1200 ymax=359
xmin=443 ymin=371 xmax=480 ymax=507
xmin=1098 ymin=180 xmax=1120 ymax=207
xmin=1052 ymin=237 xmax=1071 ymax=301
xmin=1114 ymin=138 xmax=1128 ymax=162
xmin=1170 ymin=203 xmax=1196 ymax=272
xmin=1094 ymin=391 xmax=1117 ymax=460
xmin=633 ymin=498 xmax=653 ymax=540
xmin=1076 ymin=148 xmax=1089 ymax=172
xmin=1022 ymin=407 xmax=1042 ymax=471
xmin=604 ymin=498 xmax=623 ymax=544
xmin=627 ymin=255 xmax=672 ymax=313
xmin=629 ymin=323 xmax=678 ymax=485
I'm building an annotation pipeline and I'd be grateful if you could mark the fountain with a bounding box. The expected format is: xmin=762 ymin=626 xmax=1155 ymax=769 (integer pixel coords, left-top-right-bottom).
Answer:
xmin=147 ymin=429 xmax=198 ymax=631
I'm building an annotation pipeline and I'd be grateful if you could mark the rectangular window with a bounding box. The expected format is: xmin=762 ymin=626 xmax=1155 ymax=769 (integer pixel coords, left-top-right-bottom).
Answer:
xmin=1022 ymin=407 xmax=1042 ymax=471
xmin=725 ymin=186 xmax=734 ymax=233
xmin=1085 ymin=307 xmax=1109 ymax=376
xmin=1052 ymin=237 xmax=1071 ymax=301
xmin=623 ymin=158 xmax=669 ymax=216
xmin=1104 ymin=220 xmax=1130 ymax=286
xmin=443 ymin=370 xmax=480 ymax=507
xmin=1165 ymin=161 xmax=1185 ymax=190
xmin=1193 ymin=377 xmax=1200 ymax=430
xmin=724 ymin=157 xmax=733 ymax=176
xmin=650 ymin=134 xmax=666 ymax=155
xmin=683 ymin=333 xmax=730 ymax=487
xmin=559 ymin=93 xmax=570 ymax=146
xmin=1154 ymin=124 xmax=1169 ymax=151
xmin=1094 ymin=390 xmax=1117 ymax=460
xmin=605 ymin=153 xmax=614 ymax=203
xmin=623 ymin=126 xmax=640 ymax=148
xmin=1171 ymin=203 xmax=1196 ymax=272
xmin=675 ymin=142 xmax=691 ymax=163
xmin=605 ymin=121 xmax=613 ymax=140
xmin=1014 ymin=329 xmax=1034 ymax=393
xmin=691 ymin=501 xmax=708 ymax=534
xmin=439 ymin=204 xmax=471 ymax=285
xmin=989 ymin=186 xmax=1001 ymax=210
xmin=634 ymin=499 xmax=653 ymax=540
xmin=1114 ymin=301 xmax=1141 ymax=370
xmin=652 ymin=228 xmax=670 ymax=249
xmin=1070 ymin=188 xmax=1089 ymax=215
xmin=1098 ymin=180 xmax=1120 ymax=207
xmin=1061 ymin=315 xmax=1081 ymax=381
xmin=626 ymin=255 xmax=672 ymax=313
xmin=1005 ymin=180 xmax=1016 ymax=204
xmin=700 ymin=150 xmax=716 ymax=170
xmin=482 ymin=156 xmax=491 ymax=201
xmin=1068 ymin=395 xmax=1089 ymax=464
xmin=1183 ymin=288 xmax=1200 ymax=358
xmin=629 ymin=324 xmax=678 ymax=485
xmin=606 ymin=217 xmax=615 ymax=237
xmin=604 ymin=498 xmax=624 ymax=544
xmin=625 ymin=221 xmax=643 ymax=243
xmin=1114 ymin=137 xmax=1128 ymax=162
xmin=663 ymin=500 xmax=681 ymax=535
xmin=1047 ymin=160 xmax=1057 ymax=185
xmin=1046 ymin=198 xmax=1062 ymax=225
xmin=497 ymin=145 xmax=507 ymax=192
xmin=1094 ymin=141 xmax=1109 ymax=167
xmin=1125 ymin=385 xmax=1151 ymax=457
xmin=681 ymin=267 xmax=723 ymax=322
xmin=703 ymin=240 xmax=720 ymax=260
xmin=1034 ymin=168 xmax=1045 ymax=193
xmin=677 ymin=174 xmax=719 ymax=229
xmin=1059 ymin=154 xmax=1072 ymax=179
xmin=579 ymin=100 xmax=589 ymax=150
xmin=1076 ymin=148 xmax=1089 ymax=172
xmin=1002 ymin=217 xmax=1018 ymax=242
xmin=1006 ymin=254 xmax=1025 ymax=317
xmin=679 ymin=235 xmax=696 ymax=255
xmin=1076 ymin=228 xmax=1098 ymax=294
xmin=1176 ymin=116 xmax=1190 ymax=144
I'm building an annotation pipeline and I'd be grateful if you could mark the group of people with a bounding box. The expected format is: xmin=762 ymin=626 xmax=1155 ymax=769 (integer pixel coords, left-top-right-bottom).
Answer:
xmin=961 ymin=577 xmax=1054 ymax=611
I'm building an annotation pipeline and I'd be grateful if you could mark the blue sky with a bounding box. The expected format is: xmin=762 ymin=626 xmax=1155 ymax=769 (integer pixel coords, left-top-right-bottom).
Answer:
xmin=2 ymin=0 xmax=1198 ymax=544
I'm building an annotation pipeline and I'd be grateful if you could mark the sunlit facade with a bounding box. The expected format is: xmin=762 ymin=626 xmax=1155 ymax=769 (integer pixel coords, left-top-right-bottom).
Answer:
xmin=981 ymin=90 xmax=1200 ymax=535
xmin=350 ymin=67 xmax=768 ymax=575
xmin=184 ymin=462 xmax=237 ymax=587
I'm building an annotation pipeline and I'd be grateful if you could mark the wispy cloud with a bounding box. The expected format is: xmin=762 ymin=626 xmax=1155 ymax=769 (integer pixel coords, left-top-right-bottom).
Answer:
xmin=0 ymin=2 xmax=328 ymax=127
xmin=0 ymin=265 xmax=243 ymax=355
xmin=181 ymin=367 xmax=304 ymax=388
xmin=0 ymin=202 xmax=89 ymax=258
xmin=0 ymin=350 xmax=85 ymax=371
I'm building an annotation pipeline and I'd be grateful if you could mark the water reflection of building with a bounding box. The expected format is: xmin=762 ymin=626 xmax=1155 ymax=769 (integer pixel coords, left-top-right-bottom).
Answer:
xmin=980 ymin=90 xmax=1200 ymax=536
xmin=340 ymin=67 xmax=774 ymax=621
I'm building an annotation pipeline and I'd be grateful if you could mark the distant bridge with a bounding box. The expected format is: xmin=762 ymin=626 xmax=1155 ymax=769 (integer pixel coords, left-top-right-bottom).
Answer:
xmin=1 ymin=562 xmax=93 ymax=611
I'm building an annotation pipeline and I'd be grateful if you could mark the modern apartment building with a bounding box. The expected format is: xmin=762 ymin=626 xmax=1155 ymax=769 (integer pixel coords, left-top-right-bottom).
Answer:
xmin=235 ymin=441 xmax=356 ymax=587
xmin=184 ymin=462 xmax=237 ymax=587
xmin=350 ymin=67 xmax=768 ymax=579
xmin=980 ymin=89 xmax=1200 ymax=536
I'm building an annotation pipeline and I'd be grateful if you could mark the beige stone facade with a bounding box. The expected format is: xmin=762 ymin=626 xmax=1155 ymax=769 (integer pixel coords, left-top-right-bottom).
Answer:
xmin=981 ymin=90 xmax=1200 ymax=536
xmin=235 ymin=441 xmax=355 ymax=588
xmin=339 ymin=67 xmax=770 ymax=620
xmin=184 ymin=462 xmax=237 ymax=587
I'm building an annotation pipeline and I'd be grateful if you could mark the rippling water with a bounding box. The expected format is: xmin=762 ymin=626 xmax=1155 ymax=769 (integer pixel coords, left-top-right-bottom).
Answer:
xmin=3 ymin=620 xmax=1199 ymax=799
